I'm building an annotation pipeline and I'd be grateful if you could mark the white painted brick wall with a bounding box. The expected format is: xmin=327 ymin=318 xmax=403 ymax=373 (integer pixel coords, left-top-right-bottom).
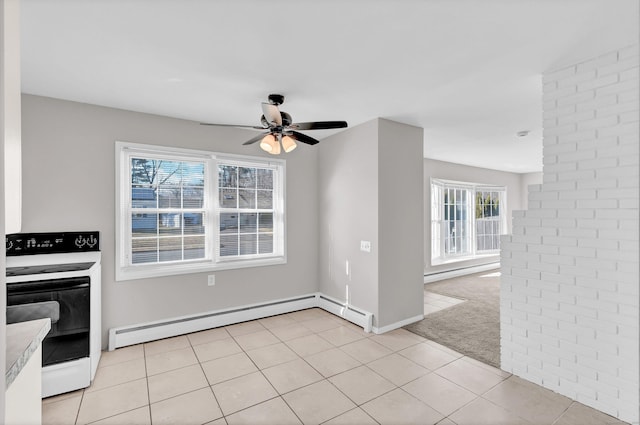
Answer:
xmin=501 ymin=45 xmax=639 ymax=424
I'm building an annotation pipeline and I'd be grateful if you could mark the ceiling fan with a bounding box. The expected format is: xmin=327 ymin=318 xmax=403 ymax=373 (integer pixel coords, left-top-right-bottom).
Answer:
xmin=201 ymin=94 xmax=348 ymax=154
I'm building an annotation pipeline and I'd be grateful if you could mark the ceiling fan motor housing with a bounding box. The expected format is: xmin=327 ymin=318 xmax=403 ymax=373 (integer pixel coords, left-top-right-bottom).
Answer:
xmin=261 ymin=111 xmax=292 ymax=128
xmin=268 ymin=94 xmax=285 ymax=105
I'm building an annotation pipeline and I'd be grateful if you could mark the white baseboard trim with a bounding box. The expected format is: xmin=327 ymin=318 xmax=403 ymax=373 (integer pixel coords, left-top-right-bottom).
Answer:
xmin=108 ymin=292 xmax=374 ymax=351
xmin=372 ymin=314 xmax=424 ymax=334
xmin=424 ymin=262 xmax=500 ymax=284
xmin=316 ymin=293 xmax=373 ymax=333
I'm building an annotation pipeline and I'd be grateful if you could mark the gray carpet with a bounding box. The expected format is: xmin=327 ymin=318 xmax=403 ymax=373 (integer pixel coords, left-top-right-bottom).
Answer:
xmin=404 ymin=271 xmax=500 ymax=368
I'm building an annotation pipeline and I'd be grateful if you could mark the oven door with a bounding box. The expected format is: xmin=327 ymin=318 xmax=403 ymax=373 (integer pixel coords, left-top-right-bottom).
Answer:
xmin=7 ymin=276 xmax=90 ymax=366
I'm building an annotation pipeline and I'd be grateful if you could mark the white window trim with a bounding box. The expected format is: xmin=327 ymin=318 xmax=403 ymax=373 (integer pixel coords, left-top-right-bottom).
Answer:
xmin=430 ymin=178 xmax=507 ymax=266
xmin=115 ymin=141 xmax=287 ymax=281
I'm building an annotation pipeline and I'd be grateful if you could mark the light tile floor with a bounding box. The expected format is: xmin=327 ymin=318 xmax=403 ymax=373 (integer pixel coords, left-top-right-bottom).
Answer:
xmin=424 ymin=291 xmax=466 ymax=315
xmin=42 ymin=308 xmax=628 ymax=425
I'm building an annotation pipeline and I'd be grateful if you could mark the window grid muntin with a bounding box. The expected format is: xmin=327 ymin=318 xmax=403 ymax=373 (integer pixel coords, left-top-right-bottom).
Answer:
xmin=217 ymin=163 xmax=276 ymax=260
xmin=431 ymin=179 xmax=506 ymax=263
xmin=128 ymin=156 xmax=208 ymax=266
xmin=475 ymin=190 xmax=502 ymax=252
xmin=116 ymin=142 xmax=286 ymax=281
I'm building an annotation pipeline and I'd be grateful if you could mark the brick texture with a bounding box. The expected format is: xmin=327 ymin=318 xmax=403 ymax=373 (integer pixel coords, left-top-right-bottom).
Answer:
xmin=501 ymin=45 xmax=639 ymax=424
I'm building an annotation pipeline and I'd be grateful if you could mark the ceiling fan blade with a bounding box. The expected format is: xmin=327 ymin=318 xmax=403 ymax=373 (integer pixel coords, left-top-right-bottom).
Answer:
xmin=261 ymin=102 xmax=282 ymax=126
xmin=242 ymin=132 xmax=269 ymax=145
xmin=200 ymin=123 xmax=265 ymax=130
xmin=289 ymin=131 xmax=320 ymax=145
xmin=290 ymin=121 xmax=348 ymax=130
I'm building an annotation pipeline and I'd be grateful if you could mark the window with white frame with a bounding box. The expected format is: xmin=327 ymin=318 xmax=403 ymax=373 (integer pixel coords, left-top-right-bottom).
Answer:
xmin=431 ymin=178 xmax=506 ymax=264
xmin=116 ymin=142 xmax=286 ymax=281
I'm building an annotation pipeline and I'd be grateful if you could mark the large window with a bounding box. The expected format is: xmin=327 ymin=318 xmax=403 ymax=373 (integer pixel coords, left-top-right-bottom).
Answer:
xmin=116 ymin=142 xmax=286 ymax=281
xmin=431 ymin=178 xmax=506 ymax=264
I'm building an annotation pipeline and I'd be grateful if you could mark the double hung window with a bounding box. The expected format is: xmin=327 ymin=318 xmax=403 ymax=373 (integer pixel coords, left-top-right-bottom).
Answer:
xmin=116 ymin=142 xmax=286 ymax=281
xmin=431 ymin=178 xmax=506 ymax=264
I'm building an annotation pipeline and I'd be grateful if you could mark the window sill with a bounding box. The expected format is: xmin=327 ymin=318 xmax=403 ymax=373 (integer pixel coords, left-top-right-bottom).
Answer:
xmin=116 ymin=256 xmax=287 ymax=281
xmin=431 ymin=252 xmax=499 ymax=266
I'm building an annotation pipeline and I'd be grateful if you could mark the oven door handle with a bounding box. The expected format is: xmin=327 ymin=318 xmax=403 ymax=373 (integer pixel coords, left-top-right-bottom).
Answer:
xmin=7 ymin=301 xmax=60 ymax=325
xmin=7 ymin=276 xmax=89 ymax=294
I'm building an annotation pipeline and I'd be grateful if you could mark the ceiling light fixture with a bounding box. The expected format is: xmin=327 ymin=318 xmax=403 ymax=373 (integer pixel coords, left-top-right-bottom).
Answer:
xmin=201 ymin=94 xmax=348 ymax=153
xmin=516 ymin=130 xmax=530 ymax=137
xmin=259 ymin=134 xmax=276 ymax=153
xmin=259 ymin=133 xmax=297 ymax=155
xmin=281 ymin=135 xmax=297 ymax=153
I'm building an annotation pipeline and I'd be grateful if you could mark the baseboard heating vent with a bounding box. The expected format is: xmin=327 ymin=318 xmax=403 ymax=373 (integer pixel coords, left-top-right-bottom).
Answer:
xmin=108 ymin=294 xmax=317 ymax=351
xmin=424 ymin=262 xmax=500 ymax=284
xmin=317 ymin=294 xmax=373 ymax=333
xmin=108 ymin=292 xmax=374 ymax=351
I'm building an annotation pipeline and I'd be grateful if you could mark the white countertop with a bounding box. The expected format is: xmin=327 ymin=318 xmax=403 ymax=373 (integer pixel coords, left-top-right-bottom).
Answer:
xmin=6 ymin=318 xmax=51 ymax=389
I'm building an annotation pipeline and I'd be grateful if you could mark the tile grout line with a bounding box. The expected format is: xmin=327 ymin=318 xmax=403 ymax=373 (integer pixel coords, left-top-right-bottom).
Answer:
xmin=190 ymin=334 xmax=227 ymax=424
xmin=225 ymin=323 xmax=301 ymax=422
xmin=143 ymin=343 xmax=152 ymax=425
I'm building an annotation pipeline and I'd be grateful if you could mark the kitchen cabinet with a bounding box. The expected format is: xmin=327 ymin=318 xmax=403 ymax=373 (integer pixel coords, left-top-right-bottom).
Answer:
xmin=5 ymin=318 xmax=51 ymax=425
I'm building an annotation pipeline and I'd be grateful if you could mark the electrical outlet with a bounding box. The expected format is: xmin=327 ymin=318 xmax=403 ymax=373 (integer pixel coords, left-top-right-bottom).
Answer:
xmin=207 ymin=274 xmax=215 ymax=286
xmin=360 ymin=240 xmax=371 ymax=252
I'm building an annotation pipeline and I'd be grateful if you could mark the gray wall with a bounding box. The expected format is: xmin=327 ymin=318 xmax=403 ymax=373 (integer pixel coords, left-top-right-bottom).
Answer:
xmin=423 ymin=158 xmax=530 ymax=275
xmin=319 ymin=118 xmax=423 ymax=330
xmin=377 ymin=119 xmax=424 ymax=327
xmin=318 ymin=119 xmax=379 ymax=319
xmin=21 ymin=94 xmax=319 ymax=347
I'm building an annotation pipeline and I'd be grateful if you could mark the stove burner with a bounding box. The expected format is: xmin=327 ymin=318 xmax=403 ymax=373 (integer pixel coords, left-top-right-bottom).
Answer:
xmin=6 ymin=262 xmax=96 ymax=277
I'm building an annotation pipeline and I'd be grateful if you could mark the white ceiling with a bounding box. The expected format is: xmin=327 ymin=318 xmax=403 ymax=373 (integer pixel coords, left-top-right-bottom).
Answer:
xmin=20 ymin=0 xmax=639 ymax=173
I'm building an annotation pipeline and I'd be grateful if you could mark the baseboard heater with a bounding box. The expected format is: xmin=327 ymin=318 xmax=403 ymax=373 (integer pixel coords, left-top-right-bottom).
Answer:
xmin=108 ymin=292 xmax=373 ymax=351
xmin=424 ymin=262 xmax=500 ymax=284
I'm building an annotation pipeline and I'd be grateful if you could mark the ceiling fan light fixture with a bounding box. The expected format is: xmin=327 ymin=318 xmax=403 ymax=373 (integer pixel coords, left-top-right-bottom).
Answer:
xmin=281 ymin=135 xmax=297 ymax=153
xmin=269 ymin=137 xmax=281 ymax=155
xmin=202 ymin=94 xmax=348 ymax=152
xmin=260 ymin=134 xmax=276 ymax=153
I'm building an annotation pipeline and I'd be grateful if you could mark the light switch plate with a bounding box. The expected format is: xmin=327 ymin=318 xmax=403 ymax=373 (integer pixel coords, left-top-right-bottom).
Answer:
xmin=208 ymin=275 xmax=216 ymax=286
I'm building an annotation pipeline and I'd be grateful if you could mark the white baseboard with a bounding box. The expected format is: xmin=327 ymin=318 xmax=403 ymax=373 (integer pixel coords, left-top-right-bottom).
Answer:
xmin=423 ymin=262 xmax=500 ymax=284
xmin=108 ymin=292 xmax=374 ymax=351
xmin=372 ymin=314 xmax=424 ymax=334
xmin=316 ymin=293 xmax=373 ymax=333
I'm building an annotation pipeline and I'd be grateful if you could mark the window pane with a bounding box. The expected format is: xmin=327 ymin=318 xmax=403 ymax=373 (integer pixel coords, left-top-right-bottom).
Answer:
xmin=132 ymin=213 xmax=157 ymax=234
xmin=220 ymin=189 xmax=237 ymax=208
xmin=158 ymin=189 xmax=182 ymax=208
xmin=183 ymin=163 xmax=205 ymax=186
xmin=184 ymin=213 xmax=204 ymax=235
xmin=131 ymin=238 xmax=157 ymax=264
xmin=159 ymin=213 xmax=182 ymax=235
xmin=239 ymin=167 xmax=256 ymax=188
xmin=259 ymin=233 xmax=273 ymax=254
xmin=239 ymin=213 xmax=257 ymax=233
xmin=240 ymin=234 xmax=257 ymax=255
xmin=259 ymin=213 xmax=273 ymax=232
xmin=257 ymin=169 xmax=273 ymax=189
xmin=257 ymin=190 xmax=273 ymax=209
xmin=220 ymin=213 xmax=238 ymax=233
xmin=238 ymin=189 xmax=256 ymax=208
xmin=220 ymin=234 xmax=238 ymax=256
xmin=183 ymin=187 xmax=204 ymax=208
xmin=185 ymin=236 xmax=205 ymax=260
xmin=219 ymin=165 xmax=237 ymax=188
xmin=216 ymin=163 xmax=279 ymax=260
xmin=131 ymin=158 xmax=156 ymax=185
xmin=159 ymin=237 xmax=183 ymax=262
xmin=156 ymin=161 xmax=182 ymax=186
xmin=132 ymin=186 xmax=157 ymax=208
